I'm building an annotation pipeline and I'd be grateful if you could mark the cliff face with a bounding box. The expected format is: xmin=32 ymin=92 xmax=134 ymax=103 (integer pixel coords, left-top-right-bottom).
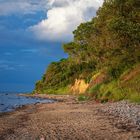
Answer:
xmin=70 ymin=71 xmax=109 ymax=94
xmin=70 ymin=79 xmax=89 ymax=94
xmin=70 ymin=65 xmax=140 ymax=103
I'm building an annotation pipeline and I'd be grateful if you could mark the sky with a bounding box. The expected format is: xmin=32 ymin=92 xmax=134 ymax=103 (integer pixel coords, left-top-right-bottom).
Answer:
xmin=0 ymin=0 xmax=103 ymax=92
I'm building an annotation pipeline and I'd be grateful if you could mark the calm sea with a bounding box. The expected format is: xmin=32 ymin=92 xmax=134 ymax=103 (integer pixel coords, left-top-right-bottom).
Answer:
xmin=0 ymin=93 xmax=53 ymax=112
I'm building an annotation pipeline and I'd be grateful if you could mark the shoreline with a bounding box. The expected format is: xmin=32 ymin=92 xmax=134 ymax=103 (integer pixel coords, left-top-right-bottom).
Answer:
xmin=0 ymin=93 xmax=58 ymax=114
xmin=18 ymin=93 xmax=78 ymax=102
xmin=0 ymin=94 xmax=78 ymax=116
xmin=0 ymin=94 xmax=140 ymax=140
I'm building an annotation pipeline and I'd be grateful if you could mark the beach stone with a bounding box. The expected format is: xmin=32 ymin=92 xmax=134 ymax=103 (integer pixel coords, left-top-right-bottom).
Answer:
xmin=100 ymin=101 xmax=140 ymax=130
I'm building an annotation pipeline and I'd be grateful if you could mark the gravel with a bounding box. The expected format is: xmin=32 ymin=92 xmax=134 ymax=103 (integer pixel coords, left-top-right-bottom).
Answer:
xmin=101 ymin=101 xmax=140 ymax=130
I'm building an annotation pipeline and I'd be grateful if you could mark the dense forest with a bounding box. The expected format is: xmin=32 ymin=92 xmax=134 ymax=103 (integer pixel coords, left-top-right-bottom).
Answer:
xmin=34 ymin=0 xmax=140 ymax=102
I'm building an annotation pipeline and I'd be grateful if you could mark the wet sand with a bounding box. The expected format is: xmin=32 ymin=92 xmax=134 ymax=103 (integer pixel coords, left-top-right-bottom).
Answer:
xmin=0 ymin=95 xmax=140 ymax=140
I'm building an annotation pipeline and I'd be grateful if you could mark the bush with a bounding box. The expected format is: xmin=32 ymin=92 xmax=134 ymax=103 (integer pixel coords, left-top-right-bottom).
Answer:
xmin=78 ymin=95 xmax=90 ymax=101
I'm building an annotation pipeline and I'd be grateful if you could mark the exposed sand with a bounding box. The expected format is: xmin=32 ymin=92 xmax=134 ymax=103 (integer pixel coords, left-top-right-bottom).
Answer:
xmin=0 ymin=95 xmax=140 ymax=140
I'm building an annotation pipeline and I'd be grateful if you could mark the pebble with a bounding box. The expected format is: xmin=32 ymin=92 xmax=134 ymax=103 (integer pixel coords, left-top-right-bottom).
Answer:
xmin=101 ymin=101 xmax=140 ymax=129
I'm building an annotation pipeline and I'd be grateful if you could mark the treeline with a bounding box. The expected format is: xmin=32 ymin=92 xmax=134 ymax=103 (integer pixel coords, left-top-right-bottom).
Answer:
xmin=35 ymin=0 xmax=140 ymax=94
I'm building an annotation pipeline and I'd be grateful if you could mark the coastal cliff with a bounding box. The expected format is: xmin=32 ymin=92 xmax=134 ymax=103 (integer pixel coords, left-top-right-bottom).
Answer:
xmin=34 ymin=0 xmax=140 ymax=103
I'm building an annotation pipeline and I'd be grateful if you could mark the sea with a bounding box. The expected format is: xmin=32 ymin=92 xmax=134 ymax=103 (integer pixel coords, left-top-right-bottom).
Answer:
xmin=0 ymin=92 xmax=54 ymax=113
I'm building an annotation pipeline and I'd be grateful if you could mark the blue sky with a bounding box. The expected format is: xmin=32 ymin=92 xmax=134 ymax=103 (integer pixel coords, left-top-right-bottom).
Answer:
xmin=0 ymin=0 xmax=103 ymax=92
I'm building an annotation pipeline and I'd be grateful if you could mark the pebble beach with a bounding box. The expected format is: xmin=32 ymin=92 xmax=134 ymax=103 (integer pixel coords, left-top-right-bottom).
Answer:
xmin=0 ymin=95 xmax=140 ymax=140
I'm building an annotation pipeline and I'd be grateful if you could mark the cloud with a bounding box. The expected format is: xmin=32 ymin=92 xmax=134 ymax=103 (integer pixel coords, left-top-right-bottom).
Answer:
xmin=0 ymin=60 xmax=14 ymax=71
xmin=0 ymin=0 xmax=47 ymax=16
xmin=29 ymin=0 xmax=103 ymax=42
xmin=0 ymin=64 xmax=15 ymax=71
xmin=0 ymin=0 xmax=103 ymax=42
xmin=0 ymin=60 xmax=25 ymax=71
xmin=21 ymin=49 xmax=38 ymax=53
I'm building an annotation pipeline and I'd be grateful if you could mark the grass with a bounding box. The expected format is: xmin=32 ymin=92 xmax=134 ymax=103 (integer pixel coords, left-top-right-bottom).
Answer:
xmin=35 ymin=86 xmax=70 ymax=95
xmin=98 ymin=80 xmax=140 ymax=103
xmin=87 ymin=65 xmax=140 ymax=103
xmin=88 ymin=84 xmax=102 ymax=95
xmin=78 ymin=95 xmax=90 ymax=101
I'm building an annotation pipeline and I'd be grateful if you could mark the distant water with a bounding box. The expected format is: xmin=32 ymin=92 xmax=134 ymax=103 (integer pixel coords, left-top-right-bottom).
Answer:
xmin=0 ymin=93 xmax=54 ymax=113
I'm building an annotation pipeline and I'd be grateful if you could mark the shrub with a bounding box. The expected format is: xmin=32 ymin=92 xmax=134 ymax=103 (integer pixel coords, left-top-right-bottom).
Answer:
xmin=78 ymin=95 xmax=90 ymax=101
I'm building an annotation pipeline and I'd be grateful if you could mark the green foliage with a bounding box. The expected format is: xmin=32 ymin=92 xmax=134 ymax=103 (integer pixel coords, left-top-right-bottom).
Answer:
xmin=41 ymin=86 xmax=70 ymax=95
xmin=35 ymin=59 xmax=96 ymax=94
xmin=99 ymin=81 xmax=126 ymax=101
xmin=34 ymin=0 xmax=140 ymax=101
xmin=88 ymin=84 xmax=102 ymax=95
xmin=78 ymin=95 xmax=90 ymax=101
xmin=89 ymin=71 xmax=140 ymax=103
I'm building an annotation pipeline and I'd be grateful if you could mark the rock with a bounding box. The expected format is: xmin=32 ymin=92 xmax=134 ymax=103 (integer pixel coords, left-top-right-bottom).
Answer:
xmin=100 ymin=101 xmax=140 ymax=129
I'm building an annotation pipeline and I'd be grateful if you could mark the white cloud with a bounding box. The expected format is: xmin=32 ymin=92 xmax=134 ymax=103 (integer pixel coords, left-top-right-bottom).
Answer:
xmin=0 ymin=0 xmax=47 ymax=15
xmin=21 ymin=49 xmax=38 ymax=53
xmin=0 ymin=64 xmax=15 ymax=71
xmin=0 ymin=60 xmax=25 ymax=71
xmin=29 ymin=0 xmax=104 ymax=42
xmin=0 ymin=0 xmax=103 ymax=42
